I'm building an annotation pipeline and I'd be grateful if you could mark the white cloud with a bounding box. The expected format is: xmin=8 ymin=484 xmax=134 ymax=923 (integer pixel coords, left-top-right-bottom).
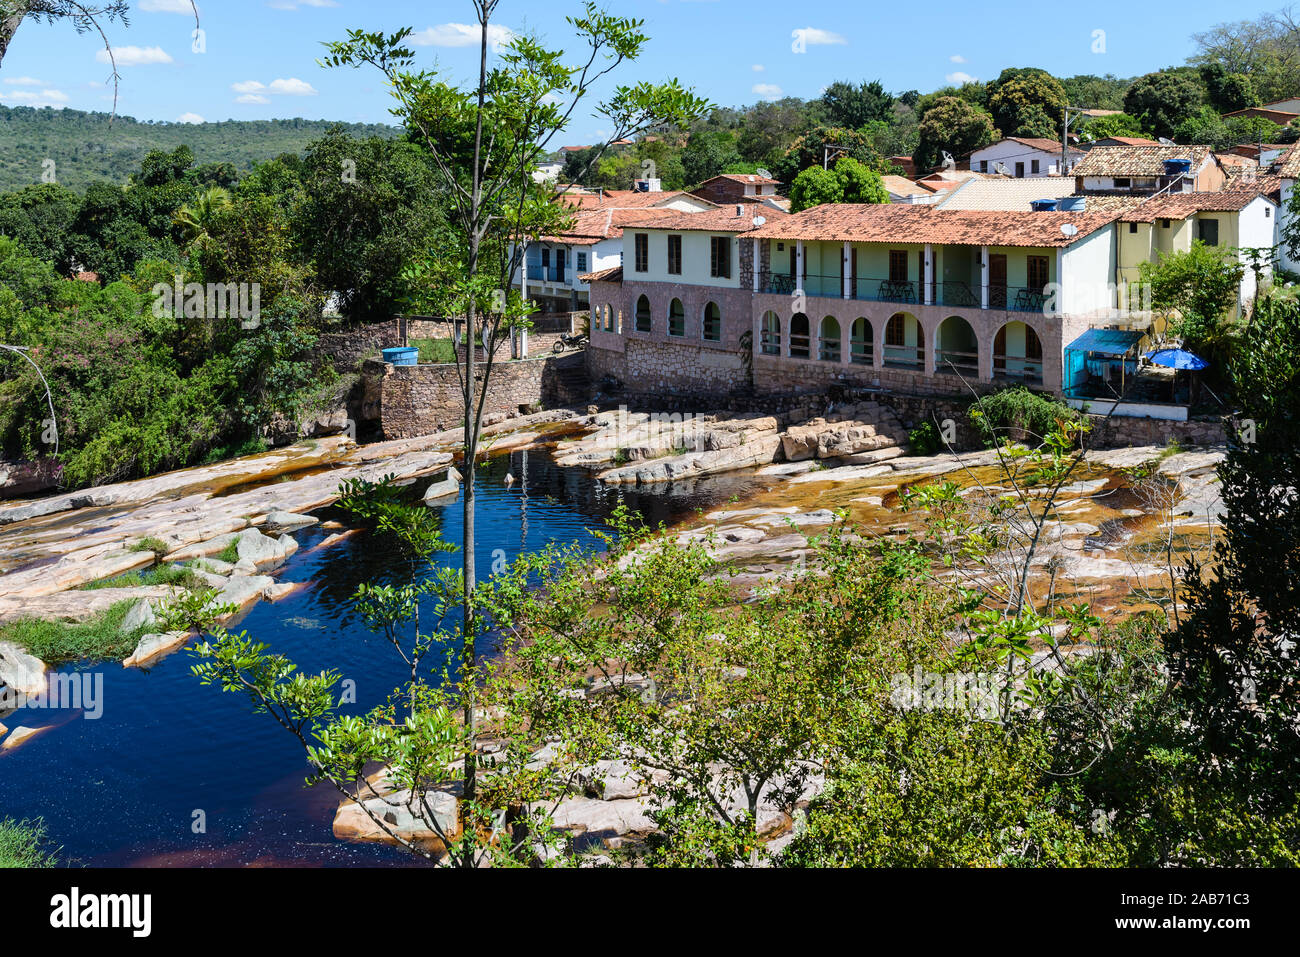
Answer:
xmin=792 ymin=28 xmax=847 ymax=47
xmin=752 ymin=83 xmax=783 ymax=101
xmin=946 ymin=71 xmax=976 ymax=85
xmin=96 ymin=45 xmax=174 ymax=66
xmin=140 ymin=0 xmax=198 ymax=12
xmin=267 ymin=77 xmax=317 ymax=95
xmin=232 ymin=78 xmax=316 ymax=98
xmin=176 ymin=112 xmax=205 ymax=124
xmin=949 ymin=54 xmax=967 ymax=64
xmin=411 ymin=23 xmax=515 ymax=51
xmin=1 ymin=88 xmax=70 ymax=107
xmin=3 ymin=76 xmax=43 ymax=86
xmin=752 ymin=64 xmax=765 ymax=72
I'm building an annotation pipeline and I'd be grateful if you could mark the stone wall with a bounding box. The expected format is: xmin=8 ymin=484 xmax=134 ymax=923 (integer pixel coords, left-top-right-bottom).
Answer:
xmin=375 ymin=352 xmax=588 ymax=439
xmin=313 ymin=318 xmax=405 ymax=373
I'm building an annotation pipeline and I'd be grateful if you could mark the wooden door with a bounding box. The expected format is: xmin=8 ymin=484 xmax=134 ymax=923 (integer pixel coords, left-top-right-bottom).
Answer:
xmin=989 ymin=254 xmax=1007 ymax=309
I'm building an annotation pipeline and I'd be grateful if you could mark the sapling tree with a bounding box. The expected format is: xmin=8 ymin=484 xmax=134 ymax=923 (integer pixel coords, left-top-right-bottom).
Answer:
xmin=317 ymin=3 xmax=710 ymax=851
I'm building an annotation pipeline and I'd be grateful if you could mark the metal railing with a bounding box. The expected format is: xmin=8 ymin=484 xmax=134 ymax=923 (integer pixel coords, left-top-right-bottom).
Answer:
xmin=760 ymin=275 xmax=1052 ymax=312
xmin=525 ymin=265 xmax=570 ymax=284
xmin=993 ymin=355 xmax=1044 ymax=384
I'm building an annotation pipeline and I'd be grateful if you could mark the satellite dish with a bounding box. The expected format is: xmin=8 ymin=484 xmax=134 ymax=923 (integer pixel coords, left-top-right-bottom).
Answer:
xmin=994 ymin=162 xmax=1011 ymax=176
xmin=1061 ymin=223 xmax=1078 ymax=237
xmin=756 ymin=168 xmax=773 ymax=179
xmin=1158 ymin=137 xmax=1176 ymax=147
xmin=753 ymin=216 xmax=766 ymax=226
xmin=941 ymin=151 xmax=956 ymax=170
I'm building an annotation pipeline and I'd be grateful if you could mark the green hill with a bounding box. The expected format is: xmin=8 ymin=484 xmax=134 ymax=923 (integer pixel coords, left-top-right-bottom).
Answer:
xmin=0 ymin=105 xmax=402 ymax=192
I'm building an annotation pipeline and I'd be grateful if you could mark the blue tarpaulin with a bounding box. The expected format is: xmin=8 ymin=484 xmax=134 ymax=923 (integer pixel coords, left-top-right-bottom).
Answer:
xmin=1065 ymin=328 xmax=1145 ymax=356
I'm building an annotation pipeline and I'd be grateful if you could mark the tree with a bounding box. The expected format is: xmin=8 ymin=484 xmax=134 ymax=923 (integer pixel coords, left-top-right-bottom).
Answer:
xmin=1137 ymin=241 xmax=1244 ymax=360
xmin=1078 ymin=112 xmax=1148 ymax=143
xmin=1164 ymin=294 xmax=1300 ymax=830
xmin=788 ymin=166 xmax=842 ymax=212
xmin=986 ymin=68 xmax=1066 ymax=139
xmin=1123 ymin=70 xmax=1206 ymax=140
xmin=315 ymin=1 xmax=710 ymax=865
xmin=172 ymin=186 xmax=232 ymax=247
xmin=820 ymin=79 xmax=894 ymax=130
xmin=914 ymin=96 xmax=997 ymax=173
xmin=832 ymin=157 xmax=888 ymax=204
xmin=772 ymin=125 xmax=883 ymax=187
xmin=1200 ymin=63 xmax=1262 ymax=113
xmin=681 ymin=128 xmax=741 ymax=186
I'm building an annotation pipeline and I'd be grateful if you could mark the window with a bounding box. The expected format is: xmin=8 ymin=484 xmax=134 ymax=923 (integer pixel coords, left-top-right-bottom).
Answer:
xmin=889 ymin=250 xmax=908 ymax=282
xmin=851 ymin=318 xmax=872 ymax=365
xmin=789 ymin=313 xmax=810 ymax=358
xmin=1015 ymin=162 xmax=1025 ymax=178
xmin=603 ymin=304 xmax=614 ymax=331
xmin=1128 ymin=222 xmax=1137 ymax=234
xmin=1031 ymin=159 xmax=1040 ymax=174
xmin=669 ymin=298 xmax=685 ymax=337
xmin=819 ymin=316 xmax=841 ymax=363
xmin=980 ymin=160 xmax=988 ymax=173
xmin=1115 ymin=177 xmax=1131 ymax=189
xmin=1266 ymin=207 xmax=1272 ymax=218
xmin=1198 ymin=218 xmax=1220 ymax=246
xmin=634 ymin=233 xmax=648 ymax=272
xmin=666 ymin=235 xmax=682 ymax=275
xmin=702 ymin=302 xmax=721 ymax=341
xmin=635 ymin=294 xmax=651 ymax=332
xmin=577 ymin=252 xmax=588 ymax=272
xmin=885 ymin=315 xmax=906 ymax=347
xmin=1027 ymin=255 xmax=1049 ymax=293
xmin=710 ymin=236 xmax=731 ymax=278
xmin=1160 ymin=218 xmax=1171 ymax=229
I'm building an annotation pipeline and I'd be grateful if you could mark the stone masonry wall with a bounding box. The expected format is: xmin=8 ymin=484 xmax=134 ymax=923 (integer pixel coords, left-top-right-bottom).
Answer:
xmin=377 ymin=352 xmax=587 ymax=439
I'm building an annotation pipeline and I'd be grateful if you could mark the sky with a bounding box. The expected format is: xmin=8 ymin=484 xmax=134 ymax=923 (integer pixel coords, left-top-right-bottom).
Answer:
xmin=0 ymin=0 xmax=1288 ymax=142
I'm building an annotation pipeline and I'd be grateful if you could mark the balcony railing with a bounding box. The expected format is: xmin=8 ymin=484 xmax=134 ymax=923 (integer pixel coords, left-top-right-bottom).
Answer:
xmin=761 ymin=274 xmax=1053 ymax=312
xmin=525 ymin=265 xmax=569 ymax=284
xmin=993 ymin=355 xmax=1044 ymax=384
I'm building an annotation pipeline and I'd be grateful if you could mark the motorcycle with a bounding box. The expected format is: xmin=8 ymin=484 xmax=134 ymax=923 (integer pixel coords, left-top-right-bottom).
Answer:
xmin=552 ymin=332 xmax=589 ymax=354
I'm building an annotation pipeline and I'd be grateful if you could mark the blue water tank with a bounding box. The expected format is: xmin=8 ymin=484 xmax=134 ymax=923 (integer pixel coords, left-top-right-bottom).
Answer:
xmin=382 ymin=346 xmax=419 ymax=366
xmin=1056 ymin=196 xmax=1087 ymax=211
xmin=1030 ymin=199 xmax=1058 ymax=211
xmin=1162 ymin=158 xmax=1192 ymax=175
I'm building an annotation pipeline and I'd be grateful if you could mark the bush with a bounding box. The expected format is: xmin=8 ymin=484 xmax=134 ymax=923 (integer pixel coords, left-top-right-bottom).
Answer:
xmin=908 ymin=420 xmax=940 ymax=455
xmin=0 ymin=818 xmax=58 ymax=868
xmin=968 ymin=387 xmax=1079 ymax=446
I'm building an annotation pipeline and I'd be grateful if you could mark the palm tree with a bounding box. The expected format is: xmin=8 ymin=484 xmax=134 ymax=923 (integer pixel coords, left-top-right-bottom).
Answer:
xmin=173 ymin=186 xmax=232 ymax=247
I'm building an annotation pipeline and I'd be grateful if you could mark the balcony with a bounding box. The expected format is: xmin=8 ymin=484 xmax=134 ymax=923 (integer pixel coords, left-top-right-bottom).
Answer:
xmin=525 ymin=265 xmax=569 ymax=284
xmin=762 ymin=274 xmax=1052 ymax=312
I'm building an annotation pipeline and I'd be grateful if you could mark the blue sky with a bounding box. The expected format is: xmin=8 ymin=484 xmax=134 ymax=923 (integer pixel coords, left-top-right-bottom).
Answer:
xmin=0 ymin=0 xmax=1285 ymax=142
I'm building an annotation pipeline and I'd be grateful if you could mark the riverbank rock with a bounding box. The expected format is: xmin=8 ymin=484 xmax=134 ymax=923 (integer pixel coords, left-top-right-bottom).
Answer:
xmin=332 ymin=788 xmax=460 ymax=849
xmin=119 ymin=598 xmax=159 ymax=635
xmin=0 ymin=641 xmax=46 ymax=696
xmin=423 ymin=478 xmax=460 ymax=504
xmin=0 ymin=724 xmax=46 ymax=750
xmin=261 ymin=511 xmax=319 ymax=535
xmin=124 ymin=630 xmax=197 ymax=669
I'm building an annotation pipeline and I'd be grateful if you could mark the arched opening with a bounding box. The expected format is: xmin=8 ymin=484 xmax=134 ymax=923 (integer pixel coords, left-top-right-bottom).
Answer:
xmin=603 ymin=304 xmax=614 ymax=332
xmin=789 ymin=312 xmax=810 ymax=359
xmin=850 ymin=317 xmax=873 ymax=365
xmin=883 ymin=312 xmax=923 ymax=369
xmin=994 ymin=320 xmax=1044 ymax=384
xmin=936 ymin=315 xmax=979 ymax=376
xmin=635 ymin=294 xmax=651 ymax=333
xmin=668 ymin=298 xmax=685 ymax=337
xmin=702 ymin=301 xmax=721 ymax=342
xmin=819 ymin=316 xmax=841 ymax=363
xmin=760 ymin=311 xmax=781 ymax=355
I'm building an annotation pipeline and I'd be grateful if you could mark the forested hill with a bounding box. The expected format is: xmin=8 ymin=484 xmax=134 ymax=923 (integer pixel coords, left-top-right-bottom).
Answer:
xmin=0 ymin=105 xmax=402 ymax=191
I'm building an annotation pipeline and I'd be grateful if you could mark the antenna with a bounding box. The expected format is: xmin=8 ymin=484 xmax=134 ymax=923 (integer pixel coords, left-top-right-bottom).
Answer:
xmin=1158 ymin=137 xmax=1176 ymax=147
xmin=1061 ymin=223 xmax=1078 ymax=237
xmin=941 ymin=151 xmax=955 ymax=170
xmin=994 ymin=161 xmax=1011 ymax=176
xmin=756 ymin=167 xmax=772 ymax=179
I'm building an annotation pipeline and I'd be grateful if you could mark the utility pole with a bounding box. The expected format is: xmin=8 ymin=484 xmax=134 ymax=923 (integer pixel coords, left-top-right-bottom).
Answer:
xmin=823 ymin=144 xmax=850 ymax=169
xmin=1062 ymin=105 xmax=1092 ymax=175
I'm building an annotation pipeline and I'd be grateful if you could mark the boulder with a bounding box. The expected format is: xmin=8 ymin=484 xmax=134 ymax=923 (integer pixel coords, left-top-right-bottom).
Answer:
xmin=0 ymin=724 xmax=46 ymax=750
xmin=213 ymin=575 xmax=276 ymax=616
xmin=423 ymin=478 xmax=460 ymax=504
xmin=119 ymin=598 xmax=158 ymax=635
xmin=0 ymin=641 xmax=46 ymax=696
xmin=333 ymin=789 xmax=459 ymax=846
xmin=546 ymin=796 xmax=656 ymax=839
xmin=235 ymin=529 xmax=288 ymax=569
xmin=123 ymin=631 xmax=195 ymax=668
xmin=780 ymin=423 xmax=824 ymax=462
xmin=262 ymin=511 xmax=318 ymax=535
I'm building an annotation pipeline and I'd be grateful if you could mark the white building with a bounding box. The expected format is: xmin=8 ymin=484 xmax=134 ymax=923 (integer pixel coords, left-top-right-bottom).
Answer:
xmin=968 ymin=137 xmax=1083 ymax=178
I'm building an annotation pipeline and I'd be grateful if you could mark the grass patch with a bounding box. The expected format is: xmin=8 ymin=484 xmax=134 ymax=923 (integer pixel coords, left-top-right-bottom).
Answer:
xmin=0 ymin=600 xmax=146 ymax=663
xmin=0 ymin=818 xmax=58 ymax=868
xmin=78 ymin=564 xmax=204 ymax=592
xmin=410 ymin=337 xmax=459 ymax=364
xmin=216 ymin=537 xmax=241 ymax=564
xmin=129 ymin=537 xmax=168 ymax=558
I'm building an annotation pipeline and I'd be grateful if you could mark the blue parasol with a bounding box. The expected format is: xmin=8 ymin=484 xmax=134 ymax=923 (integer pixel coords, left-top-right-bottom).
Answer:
xmin=1144 ymin=348 xmax=1209 ymax=371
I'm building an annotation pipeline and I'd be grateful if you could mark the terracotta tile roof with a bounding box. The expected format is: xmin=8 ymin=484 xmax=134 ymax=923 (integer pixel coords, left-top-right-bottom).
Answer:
xmin=1074 ymin=192 xmax=1154 ymax=213
xmin=1094 ymin=136 xmax=1162 ymax=147
xmin=560 ymin=189 xmax=712 ymax=210
xmin=538 ymin=206 xmax=681 ymax=244
xmin=580 ymin=265 xmax=623 ymax=283
xmin=1276 ymin=146 xmax=1300 ymax=179
xmin=882 ymin=175 xmax=936 ymax=197
xmin=1120 ymin=189 xmax=1272 ymax=222
xmin=700 ymin=172 xmax=781 ymax=187
xmin=743 ymin=203 xmax=1117 ymax=247
xmin=619 ymin=204 xmax=790 ymax=233
xmin=1221 ymin=106 xmax=1299 ymax=124
xmin=1071 ymin=144 xmax=1215 ymax=178
xmin=970 ymin=136 xmax=1083 ymax=156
